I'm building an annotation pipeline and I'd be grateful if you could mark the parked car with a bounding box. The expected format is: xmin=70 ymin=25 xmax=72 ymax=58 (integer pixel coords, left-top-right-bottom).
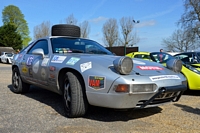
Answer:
xmin=127 ymin=51 xmax=200 ymax=90
xmin=174 ymin=52 xmax=200 ymax=70
xmin=11 ymin=24 xmax=187 ymax=118
xmin=0 ymin=52 xmax=14 ymax=64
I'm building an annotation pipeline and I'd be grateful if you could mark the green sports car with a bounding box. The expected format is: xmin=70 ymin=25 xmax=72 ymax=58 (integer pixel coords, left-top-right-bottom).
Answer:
xmin=127 ymin=51 xmax=200 ymax=90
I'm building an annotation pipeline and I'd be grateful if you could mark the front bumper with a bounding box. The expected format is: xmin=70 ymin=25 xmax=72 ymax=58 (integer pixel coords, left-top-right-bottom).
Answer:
xmin=136 ymin=84 xmax=187 ymax=108
xmin=86 ymin=84 xmax=187 ymax=109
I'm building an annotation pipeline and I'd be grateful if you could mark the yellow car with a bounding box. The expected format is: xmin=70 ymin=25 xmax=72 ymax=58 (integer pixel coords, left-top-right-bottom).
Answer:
xmin=126 ymin=51 xmax=200 ymax=90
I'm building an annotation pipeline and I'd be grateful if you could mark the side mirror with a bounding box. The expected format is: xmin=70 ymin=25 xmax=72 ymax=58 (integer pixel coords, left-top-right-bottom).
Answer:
xmin=32 ymin=48 xmax=44 ymax=58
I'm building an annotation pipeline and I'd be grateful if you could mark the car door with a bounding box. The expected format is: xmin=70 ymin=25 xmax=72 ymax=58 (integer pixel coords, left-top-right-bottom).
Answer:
xmin=22 ymin=39 xmax=50 ymax=87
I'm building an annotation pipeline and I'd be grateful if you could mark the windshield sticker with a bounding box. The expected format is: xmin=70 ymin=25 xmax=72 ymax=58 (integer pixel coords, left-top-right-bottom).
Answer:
xmin=89 ymin=76 xmax=105 ymax=90
xmin=26 ymin=56 xmax=34 ymax=66
xmin=66 ymin=57 xmax=80 ymax=65
xmin=80 ymin=62 xmax=92 ymax=72
xmin=133 ymin=60 xmax=146 ymax=65
xmin=33 ymin=60 xmax=39 ymax=73
xmin=41 ymin=58 xmax=49 ymax=66
xmin=150 ymin=75 xmax=180 ymax=81
xmin=51 ymin=56 xmax=66 ymax=63
xmin=137 ymin=66 xmax=164 ymax=70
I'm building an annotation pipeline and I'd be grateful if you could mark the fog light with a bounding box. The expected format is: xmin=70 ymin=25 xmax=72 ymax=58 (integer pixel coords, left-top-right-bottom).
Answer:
xmin=131 ymin=84 xmax=157 ymax=93
xmin=115 ymin=84 xmax=130 ymax=92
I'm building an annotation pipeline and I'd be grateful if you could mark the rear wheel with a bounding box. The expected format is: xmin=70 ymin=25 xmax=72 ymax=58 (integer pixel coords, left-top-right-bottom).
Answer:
xmin=63 ymin=71 xmax=88 ymax=118
xmin=7 ymin=59 xmax=9 ymax=64
xmin=11 ymin=67 xmax=30 ymax=93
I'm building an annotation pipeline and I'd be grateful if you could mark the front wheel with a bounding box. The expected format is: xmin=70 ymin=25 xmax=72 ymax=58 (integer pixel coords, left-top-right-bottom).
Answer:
xmin=11 ymin=67 xmax=30 ymax=93
xmin=63 ymin=71 xmax=88 ymax=118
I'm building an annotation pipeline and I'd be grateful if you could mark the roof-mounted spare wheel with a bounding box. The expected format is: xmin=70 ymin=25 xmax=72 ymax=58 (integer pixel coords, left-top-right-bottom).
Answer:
xmin=51 ymin=24 xmax=80 ymax=37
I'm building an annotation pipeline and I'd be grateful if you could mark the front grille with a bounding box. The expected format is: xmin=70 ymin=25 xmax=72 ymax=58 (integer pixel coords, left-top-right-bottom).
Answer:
xmin=137 ymin=91 xmax=180 ymax=106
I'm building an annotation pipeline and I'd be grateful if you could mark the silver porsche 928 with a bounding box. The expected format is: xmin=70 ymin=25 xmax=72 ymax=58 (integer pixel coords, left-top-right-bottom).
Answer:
xmin=11 ymin=24 xmax=187 ymax=118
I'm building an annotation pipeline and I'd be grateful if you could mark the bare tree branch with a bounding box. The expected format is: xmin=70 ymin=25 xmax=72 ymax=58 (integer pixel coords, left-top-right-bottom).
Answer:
xmin=119 ymin=17 xmax=140 ymax=47
xmin=162 ymin=29 xmax=199 ymax=52
xmin=33 ymin=21 xmax=51 ymax=40
xmin=80 ymin=21 xmax=90 ymax=38
xmin=102 ymin=18 xmax=119 ymax=47
xmin=66 ymin=14 xmax=78 ymax=25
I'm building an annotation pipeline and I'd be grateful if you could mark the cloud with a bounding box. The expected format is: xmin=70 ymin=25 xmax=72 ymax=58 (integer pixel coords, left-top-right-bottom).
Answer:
xmin=139 ymin=1 xmax=182 ymax=20
xmin=89 ymin=16 xmax=108 ymax=23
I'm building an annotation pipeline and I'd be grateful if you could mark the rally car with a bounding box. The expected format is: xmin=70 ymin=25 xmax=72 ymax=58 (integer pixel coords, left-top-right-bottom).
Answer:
xmin=11 ymin=24 xmax=187 ymax=118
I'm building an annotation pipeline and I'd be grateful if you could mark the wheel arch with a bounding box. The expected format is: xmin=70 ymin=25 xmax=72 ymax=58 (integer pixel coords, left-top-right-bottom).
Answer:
xmin=58 ymin=68 xmax=86 ymax=94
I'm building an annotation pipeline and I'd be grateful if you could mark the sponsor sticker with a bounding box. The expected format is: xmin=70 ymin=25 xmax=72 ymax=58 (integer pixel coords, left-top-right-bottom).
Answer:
xmin=137 ymin=66 xmax=164 ymax=70
xmin=26 ymin=56 xmax=34 ymax=66
xmin=51 ymin=56 xmax=66 ymax=63
xmin=89 ymin=76 xmax=105 ymax=90
xmin=29 ymin=68 xmax=33 ymax=77
xmin=149 ymin=75 xmax=180 ymax=81
xmin=41 ymin=68 xmax=46 ymax=80
xmin=80 ymin=62 xmax=92 ymax=72
xmin=41 ymin=58 xmax=49 ymax=66
xmin=49 ymin=66 xmax=56 ymax=71
xmin=66 ymin=57 xmax=80 ymax=65
xmin=22 ymin=66 xmax=28 ymax=73
xmin=33 ymin=60 xmax=39 ymax=73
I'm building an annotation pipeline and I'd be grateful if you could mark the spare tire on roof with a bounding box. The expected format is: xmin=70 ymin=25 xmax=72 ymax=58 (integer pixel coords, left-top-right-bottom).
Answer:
xmin=51 ymin=24 xmax=80 ymax=37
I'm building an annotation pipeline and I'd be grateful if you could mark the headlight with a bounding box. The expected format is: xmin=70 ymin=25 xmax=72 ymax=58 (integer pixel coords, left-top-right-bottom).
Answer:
xmin=166 ymin=59 xmax=182 ymax=73
xmin=113 ymin=56 xmax=133 ymax=75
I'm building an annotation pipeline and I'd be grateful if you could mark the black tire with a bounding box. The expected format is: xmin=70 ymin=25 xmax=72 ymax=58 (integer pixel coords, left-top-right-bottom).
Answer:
xmin=0 ymin=58 xmax=2 ymax=63
xmin=11 ymin=67 xmax=30 ymax=93
xmin=51 ymin=24 xmax=80 ymax=37
xmin=7 ymin=59 xmax=9 ymax=64
xmin=63 ymin=71 xmax=88 ymax=118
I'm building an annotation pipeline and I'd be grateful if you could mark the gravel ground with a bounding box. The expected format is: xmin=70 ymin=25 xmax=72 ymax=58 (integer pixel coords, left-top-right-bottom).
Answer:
xmin=0 ymin=63 xmax=200 ymax=133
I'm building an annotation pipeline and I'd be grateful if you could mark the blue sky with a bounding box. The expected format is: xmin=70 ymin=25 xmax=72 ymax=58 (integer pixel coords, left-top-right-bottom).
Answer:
xmin=0 ymin=0 xmax=184 ymax=52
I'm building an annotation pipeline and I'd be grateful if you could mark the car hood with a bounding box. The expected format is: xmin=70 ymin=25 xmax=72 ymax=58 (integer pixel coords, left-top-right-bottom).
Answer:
xmin=67 ymin=54 xmax=178 ymax=76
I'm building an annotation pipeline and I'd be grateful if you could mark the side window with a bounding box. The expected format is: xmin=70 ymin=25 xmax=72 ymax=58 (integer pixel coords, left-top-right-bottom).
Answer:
xmin=134 ymin=54 xmax=143 ymax=59
xmin=27 ymin=40 xmax=49 ymax=55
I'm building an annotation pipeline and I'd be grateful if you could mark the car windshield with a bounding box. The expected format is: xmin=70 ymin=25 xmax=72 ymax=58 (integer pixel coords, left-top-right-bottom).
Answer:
xmin=51 ymin=37 xmax=113 ymax=55
xmin=150 ymin=52 xmax=175 ymax=63
xmin=175 ymin=52 xmax=200 ymax=64
xmin=6 ymin=53 xmax=13 ymax=57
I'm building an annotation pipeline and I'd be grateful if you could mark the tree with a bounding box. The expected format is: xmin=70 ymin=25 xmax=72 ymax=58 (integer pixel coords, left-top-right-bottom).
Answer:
xmin=119 ymin=17 xmax=140 ymax=48
xmin=79 ymin=21 xmax=90 ymax=38
xmin=66 ymin=14 xmax=78 ymax=25
xmin=178 ymin=0 xmax=200 ymax=39
xmin=0 ymin=23 xmax=22 ymax=50
xmin=102 ymin=18 xmax=118 ymax=47
xmin=2 ymin=5 xmax=31 ymax=47
xmin=162 ymin=29 xmax=199 ymax=52
xmin=33 ymin=21 xmax=51 ymax=40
